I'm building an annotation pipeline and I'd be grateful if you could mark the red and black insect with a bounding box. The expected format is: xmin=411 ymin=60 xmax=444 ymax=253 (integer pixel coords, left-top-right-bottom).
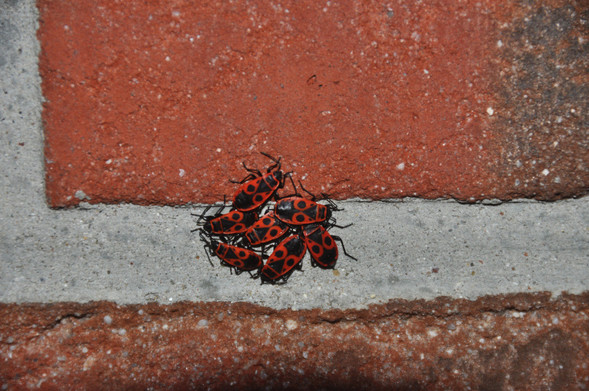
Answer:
xmin=260 ymin=235 xmax=306 ymax=284
xmin=274 ymin=181 xmax=342 ymax=226
xmin=199 ymin=231 xmax=263 ymax=277
xmin=231 ymin=152 xmax=293 ymax=212
xmin=192 ymin=202 xmax=258 ymax=236
xmin=274 ymin=196 xmax=334 ymax=225
xmin=244 ymin=210 xmax=290 ymax=247
xmin=302 ymin=223 xmax=357 ymax=269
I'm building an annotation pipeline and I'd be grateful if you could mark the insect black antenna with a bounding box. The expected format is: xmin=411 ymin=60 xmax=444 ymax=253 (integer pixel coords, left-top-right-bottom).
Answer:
xmin=242 ymin=161 xmax=263 ymax=176
xmin=297 ymin=180 xmax=317 ymax=200
xmin=273 ymin=171 xmax=298 ymax=199
xmin=230 ymin=161 xmax=263 ymax=184
xmin=191 ymin=196 xmax=228 ymax=232
xmin=259 ymin=152 xmax=281 ymax=172
xmin=190 ymin=205 xmax=212 ymax=232
xmin=286 ymin=172 xmax=297 ymax=195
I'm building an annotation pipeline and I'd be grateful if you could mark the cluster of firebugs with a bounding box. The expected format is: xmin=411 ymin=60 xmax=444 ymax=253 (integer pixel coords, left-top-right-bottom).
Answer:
xmin=193 ymin=152 xmax=357 ymax=284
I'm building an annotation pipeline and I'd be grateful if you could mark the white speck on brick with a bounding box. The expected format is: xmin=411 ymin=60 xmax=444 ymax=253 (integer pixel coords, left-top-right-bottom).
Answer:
xmin=216 ymin=148 xmax=222 ymax=153
xmin=198 ymin=319 xmax=209 ymax=328
xmin=542 ymin=169 xmax=550 ymax=176
xmin=179 ymin=169 xmax=185 ymax=177
xmin=286 ymin=320 xmax=298 ymax=330
xmin=497 ymin=40 xmax=503 ymax=48
xmin=396 ymin=162 xmax=405 ymax=170
xmin=552 ymin=317 xmax=559 ymax=325
xmin=103 ymin=315 xmax=112 ymax=325
xmin=487 ymin=107 xmax=494 ymax=116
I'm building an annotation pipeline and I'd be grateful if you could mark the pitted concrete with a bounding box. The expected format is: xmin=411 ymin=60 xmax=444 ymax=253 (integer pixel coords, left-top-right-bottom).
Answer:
xmin=1 ymin=196 xmax=588 ymax=309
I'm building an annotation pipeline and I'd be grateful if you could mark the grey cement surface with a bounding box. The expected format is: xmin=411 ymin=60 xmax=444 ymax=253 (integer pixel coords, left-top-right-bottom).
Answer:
xmin=1 ymin=1 xmax=588 ymax=309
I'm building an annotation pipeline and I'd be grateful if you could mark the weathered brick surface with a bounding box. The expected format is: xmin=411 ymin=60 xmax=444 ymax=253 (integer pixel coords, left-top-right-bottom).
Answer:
xmin=38 ymin=0 xmax=588 ymax=207
xmin=1 ymin=293 xmax=588 ymax=390
xmin=491 ymin=2 xmax=588 ymax=200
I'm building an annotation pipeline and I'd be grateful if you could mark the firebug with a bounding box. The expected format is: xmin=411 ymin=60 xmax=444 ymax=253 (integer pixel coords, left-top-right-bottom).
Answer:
xmin=301 ymin=223 xmax=357 ymax=269
xmin=244 ymin=210 xmax=290 ymax=247
xmin=274 ymin=197 xmax=339 ymax=225
xmin=193 ymin=203 xmax=258 ymax=236
xmin=274 ymin=181 xmax=341 ymax=225
xmin=260 ymin=235 xmax=306 ymax=284
xmin=199 ymin=231 xmax=263 ymax=277
xmin=231 ymin=152 xmax=293 ymax=211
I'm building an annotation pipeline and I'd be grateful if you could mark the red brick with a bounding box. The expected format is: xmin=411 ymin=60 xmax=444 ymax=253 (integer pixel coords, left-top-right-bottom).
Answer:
xmin=1 ymin=293 xmax=588 ymax=389
xmin=38 ymin=1 xmax=588 ymax=206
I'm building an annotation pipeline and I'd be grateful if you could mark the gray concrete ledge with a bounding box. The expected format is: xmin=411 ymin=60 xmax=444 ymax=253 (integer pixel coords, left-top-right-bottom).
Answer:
xmin=1 ymin=0 xmax=587 ymax=310
xmin=1 ymin=196 xmax=588 ymax=309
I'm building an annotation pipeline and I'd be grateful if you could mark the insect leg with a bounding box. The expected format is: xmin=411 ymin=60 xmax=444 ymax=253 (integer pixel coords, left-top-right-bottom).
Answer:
xmin=332 ymin=235 xmax=358 ymax=261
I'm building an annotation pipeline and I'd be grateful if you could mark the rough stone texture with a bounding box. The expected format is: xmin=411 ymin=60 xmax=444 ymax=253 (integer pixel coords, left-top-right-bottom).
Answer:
xmin=492 ymin=1 xmax=589 ymax=200
xmin=38 ymin=0 xmax=588 ymax=207
xmin=1 ymin=293 xmax=588 ymax=390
